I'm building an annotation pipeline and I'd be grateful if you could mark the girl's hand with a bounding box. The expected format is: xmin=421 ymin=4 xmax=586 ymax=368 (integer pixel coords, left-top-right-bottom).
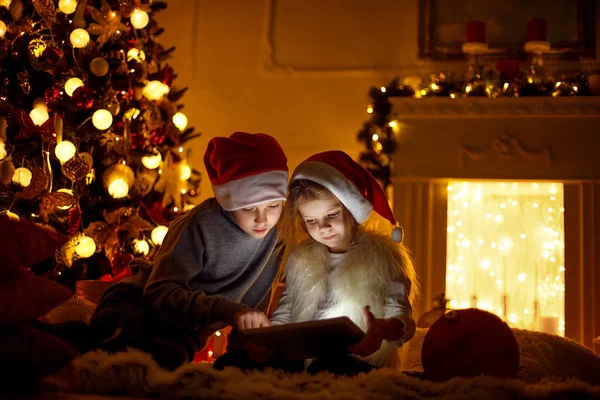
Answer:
xmin=246 ymin=342 xmax=274 ymax=364
xmin=233 ymin=307 xmax=271 ymax=330
xmin=348 ymin=306 xmax=385 ymax=357
xmin=347 ymin=306 xmax=406 ymax=357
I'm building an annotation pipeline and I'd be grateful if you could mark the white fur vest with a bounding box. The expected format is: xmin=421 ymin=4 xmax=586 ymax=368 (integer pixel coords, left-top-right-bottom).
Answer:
xmin=283 ymin=229 xmax=415 ymax=368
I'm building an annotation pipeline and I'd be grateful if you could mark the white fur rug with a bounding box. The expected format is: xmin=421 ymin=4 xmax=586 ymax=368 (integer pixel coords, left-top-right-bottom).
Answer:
xmin=42 ymin=329 xmax=600 ymax=399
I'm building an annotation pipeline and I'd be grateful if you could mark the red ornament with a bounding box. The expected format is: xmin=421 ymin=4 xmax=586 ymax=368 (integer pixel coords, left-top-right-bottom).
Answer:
xmin=72 ymin=86 xmax=95 ymax=109
xmin=110 ymin=251 xmax=134 ymax=277
xmin=41 ymin=46 xmax=62 ymax=66
xmin=44 ymin=87 xmax=63 ymax=110
xmin=421 ymin=308 xmax=520 ymax=381
xmin=67 ymin=207 xmax=82 ymax=235
xmin=130 ymin=132 xmax=150 ymax=150
xmin=160 ymin=65 xmax=175 ymax=86
xmin=149 ymin=129 xmax=166 ymax=146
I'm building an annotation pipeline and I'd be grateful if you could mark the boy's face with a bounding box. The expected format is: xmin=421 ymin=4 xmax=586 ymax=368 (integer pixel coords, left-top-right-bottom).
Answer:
xmin=231 ymin=200 xmax=284 ymax=239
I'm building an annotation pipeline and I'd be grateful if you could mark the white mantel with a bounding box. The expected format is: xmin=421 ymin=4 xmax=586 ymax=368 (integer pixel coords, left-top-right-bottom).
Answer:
xmin=389 ymin=96 xmax=600 ymax=354
xmin=390 ymin=97 xmax=600 ymax=119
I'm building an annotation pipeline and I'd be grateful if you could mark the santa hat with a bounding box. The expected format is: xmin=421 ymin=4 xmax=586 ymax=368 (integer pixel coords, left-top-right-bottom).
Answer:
xmin=204 ymin=132 xmax=288 ymax=211
xmin=291 ymin=150 xmax=404 ymax=243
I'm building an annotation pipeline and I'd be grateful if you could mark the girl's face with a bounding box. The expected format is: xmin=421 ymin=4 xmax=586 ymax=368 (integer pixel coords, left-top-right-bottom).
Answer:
xmin=298 ymin=194 xmax=350 ymax=252
xmin=231 ymin=200 xmax=283 ymax=239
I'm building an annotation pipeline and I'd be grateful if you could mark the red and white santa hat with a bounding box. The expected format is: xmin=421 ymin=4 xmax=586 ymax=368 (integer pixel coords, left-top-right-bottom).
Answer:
xmin=291 ymin=150 xmax=404 ymax=242
xmin=204 ymin=132 xmax=288 ymax=211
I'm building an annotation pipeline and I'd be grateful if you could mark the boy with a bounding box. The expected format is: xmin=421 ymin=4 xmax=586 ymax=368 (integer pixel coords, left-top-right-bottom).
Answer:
xmin=88 ymin=132 xmax=288 ymax=369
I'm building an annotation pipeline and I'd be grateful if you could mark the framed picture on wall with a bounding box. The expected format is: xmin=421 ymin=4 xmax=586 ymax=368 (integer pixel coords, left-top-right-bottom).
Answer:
xmin=419 ymin=0 xmax=596 ymax=60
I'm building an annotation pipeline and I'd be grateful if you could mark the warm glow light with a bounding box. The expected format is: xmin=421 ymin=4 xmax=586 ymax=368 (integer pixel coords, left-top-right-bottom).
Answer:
xmin=0 ymin=21 xmax=6 ymax=38
xmin=108 ymin=178 xmax=129 ymax=198
xmin=58 ymin=0 xmax=77 ymax=14
xmin=130 ymin=9 xmax=150 ymax=29
xmin=64 ymin=77 xmax=84 ymax=97
xmin=30 ymin=108 xmax=49 ymax=126
xmin=142 ymin=80 xmax=170 ymax=101
xmin=133 ymin=239 xmax=150 ymax=256
xmin=92 ymin=109 xmax=113 ymax=130
xmin=75 ymin=235 xmax=96 ymax=258
xmin=179 ymin=164 xmax=192 ymax=180
xmin=446 ymin=181 xmax=565 ymax=335
xmin=12 ymin=167 xmax=32 ymax=187
xmin=55 ymin=140 xmax=77 ymax=163
xmin=127 ymin=48 xmax=146 ymax=62
xmin=172 ymin=112 xmax=188 ymax=131
xmin=70 ymin=28 xmax=90 ymax=48
xmin=151 ymin=225 xmax=168 ymax=246
xmin=141 ymin=152 xmax=162 ymax=169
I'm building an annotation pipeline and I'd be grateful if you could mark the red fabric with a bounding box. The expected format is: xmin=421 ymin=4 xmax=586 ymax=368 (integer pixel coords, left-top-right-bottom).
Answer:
xmin=306 ymin=151 xmax=396 ymax=226
xmin=0 ymin=271 xmax=73 ymax=324
xmin=421 ymin=308 xmax=520 ymax=381
xmin=203 ymin=132 xmax=288 ymax=185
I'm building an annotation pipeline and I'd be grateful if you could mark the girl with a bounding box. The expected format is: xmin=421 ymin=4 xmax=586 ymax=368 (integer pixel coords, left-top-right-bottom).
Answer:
xmin=270 ymin=150 xmax=419 ymax=374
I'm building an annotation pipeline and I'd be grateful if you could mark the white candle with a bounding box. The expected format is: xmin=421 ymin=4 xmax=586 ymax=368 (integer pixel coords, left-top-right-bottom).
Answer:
xmin=539 ymin=315 xmax=559 ymax=335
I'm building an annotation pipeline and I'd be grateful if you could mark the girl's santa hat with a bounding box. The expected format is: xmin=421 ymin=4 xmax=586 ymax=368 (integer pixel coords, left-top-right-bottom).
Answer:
xmin=291 ymin=150 xmax=404 ymax=242
xmin=204 ymin=132 xmax=288 ymax=211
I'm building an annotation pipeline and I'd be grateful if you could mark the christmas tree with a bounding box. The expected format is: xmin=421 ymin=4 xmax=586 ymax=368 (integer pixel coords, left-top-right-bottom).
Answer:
xmin=0 ymin=0 xmax=201 ymax=285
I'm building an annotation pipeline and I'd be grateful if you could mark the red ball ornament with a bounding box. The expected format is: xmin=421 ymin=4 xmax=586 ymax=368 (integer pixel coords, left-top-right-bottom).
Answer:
xmin=41 ymin=46 xmax=62 ymax=66
xmin=44 ymin=87 xmax=63 ymax=110
xmin=130 ymin=132 xmax=150 ymax=150
xmin=149 ymin=129 xmax=166 ymax=146
xmin=72 ymin=86 xmax=95 ymax=109
xmin=421 ymin=308 xmax=520 ymax=381
xmin=110 ymin=251 xmax=134 ymax=276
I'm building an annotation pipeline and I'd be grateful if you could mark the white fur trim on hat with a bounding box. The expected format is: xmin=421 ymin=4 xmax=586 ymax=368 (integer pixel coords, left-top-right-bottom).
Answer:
xmin=213 ymin=170 xmax=288 ymax=211
xmin=291 ymin=161 xmax=373 ymax=223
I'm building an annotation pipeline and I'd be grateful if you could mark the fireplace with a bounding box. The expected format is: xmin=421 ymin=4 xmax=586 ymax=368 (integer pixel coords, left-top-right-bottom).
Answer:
xmin=390 ymin=97 xmax=600 ymax=354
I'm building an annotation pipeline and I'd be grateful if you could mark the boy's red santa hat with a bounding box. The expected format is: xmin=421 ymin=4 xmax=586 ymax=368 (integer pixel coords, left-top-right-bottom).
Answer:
xmin=204 ymin=132 xmax=288 ymax=211
xmin=291 ymin=150 xmax=404 ymax=242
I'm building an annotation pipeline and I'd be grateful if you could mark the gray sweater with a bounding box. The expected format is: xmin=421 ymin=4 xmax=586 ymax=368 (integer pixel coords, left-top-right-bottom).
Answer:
xmin=124 ymin=198 xmax=284 ymax=345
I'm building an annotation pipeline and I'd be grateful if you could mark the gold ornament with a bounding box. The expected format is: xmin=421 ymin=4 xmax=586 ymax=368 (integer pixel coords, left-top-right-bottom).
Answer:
xmin=0 ymin=210 xmax=20 ymax=221
xmin=130 ymin=170 xmax=155 ymax=197
xmin=28 ymin=38 xmax=47 ymax=58
xmin=62 ymin=155 xmax=92 ymax=182
xmin=133 ymin=239 xmax=150 ymax=255
xmin=90 ymin=57 xmax=109 ymax=76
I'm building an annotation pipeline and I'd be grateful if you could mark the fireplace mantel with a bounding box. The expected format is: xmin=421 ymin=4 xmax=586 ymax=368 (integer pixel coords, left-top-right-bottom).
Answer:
xmin=389 ymin=97 xmax=600 ymax=354
xmin=389 ymin=97 xmax=600 ymax=119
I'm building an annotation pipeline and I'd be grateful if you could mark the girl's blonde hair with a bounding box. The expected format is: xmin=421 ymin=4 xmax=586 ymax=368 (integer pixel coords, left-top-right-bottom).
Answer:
xmin=280 ymin=179 xmax=358 ymax=248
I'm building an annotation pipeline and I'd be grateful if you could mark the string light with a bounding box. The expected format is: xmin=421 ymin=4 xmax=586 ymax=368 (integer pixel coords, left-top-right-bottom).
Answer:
xmin=64 ymin=77 xmax=84 ymax=97
xmin=55 ymin=140 xmax=76 ymax=163
xmin=12 ymin=167 xmax=32 ymax=187
xmin=70 ymin=29 xmax=90 ymax=48
xmin=75 ymin=235 xmax=96 ymax=258
xmin=58 ymin=0 xmax=77 ymax=14
xmin=92 ymin=109 xmax=113 ymax=130
xmin=172 ymin=112 xmax=188 ymax=131
xmin=446 ymin=181 xmax=565 ymax=335
xmin=151 ymin=225 xmax=168 ymax=246
xmin=130 ymin=9 xmax=150 ymax=29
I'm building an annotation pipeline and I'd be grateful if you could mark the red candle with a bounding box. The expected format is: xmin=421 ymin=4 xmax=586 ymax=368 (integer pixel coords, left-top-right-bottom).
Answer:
xmin=466 ymin=20 xmax=486 ymax=43
xmin=527 ymin=18 xmax=547 ymax=42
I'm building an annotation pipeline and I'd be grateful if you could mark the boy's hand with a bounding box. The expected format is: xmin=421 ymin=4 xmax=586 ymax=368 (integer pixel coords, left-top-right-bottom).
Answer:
xmin=348 ymin=306 xmax=405 ymax=357
xmin=233 ymin=307 xmax=271 ymax=330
